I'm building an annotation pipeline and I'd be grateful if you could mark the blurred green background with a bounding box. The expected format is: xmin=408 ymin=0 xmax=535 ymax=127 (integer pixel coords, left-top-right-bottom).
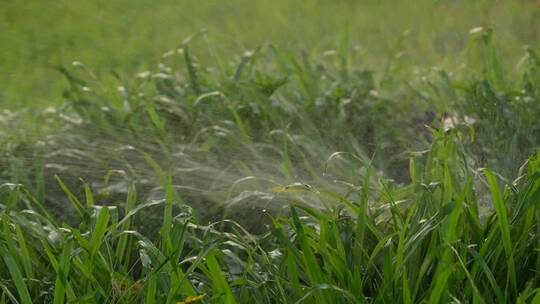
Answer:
xmin=2 ymin=0 xmax=540 ymax=108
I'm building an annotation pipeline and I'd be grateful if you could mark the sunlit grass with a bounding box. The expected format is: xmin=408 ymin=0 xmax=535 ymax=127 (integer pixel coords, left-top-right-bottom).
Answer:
xmin=1 ymin=25 xmax=540 ymax=303
xmin=2 ymin=0 xmax=540 ymax=108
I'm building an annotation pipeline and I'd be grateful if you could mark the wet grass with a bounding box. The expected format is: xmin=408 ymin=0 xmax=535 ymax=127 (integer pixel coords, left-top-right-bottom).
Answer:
xmin=0 ymin=136 xmax=539 ymax=303
xmin=0 ymin=12 xmax=540 ymax=304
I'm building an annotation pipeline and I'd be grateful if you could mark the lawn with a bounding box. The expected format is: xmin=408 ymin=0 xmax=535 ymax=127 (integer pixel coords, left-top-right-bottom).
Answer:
xmin=1 ymin=1 xmax=540 ymax=303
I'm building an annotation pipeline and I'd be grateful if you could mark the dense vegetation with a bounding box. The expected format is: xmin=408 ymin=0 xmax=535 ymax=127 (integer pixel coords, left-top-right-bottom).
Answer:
xmin=1 ymin=2 xmax=540 ymax=303
xmin=2 ymin=0 xmax=540 ymax=108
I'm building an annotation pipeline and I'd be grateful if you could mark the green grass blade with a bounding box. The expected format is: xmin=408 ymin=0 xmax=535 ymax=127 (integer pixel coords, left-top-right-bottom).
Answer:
xmin=90 ymin=206 xmax=110 ymax=257
xmin=0 ymin=245 xmax=33 ymax=304
xmin=484 ymin=169 xmax=517 ymax=295
xmin=206 ymin=248 xmax=237 ymax=304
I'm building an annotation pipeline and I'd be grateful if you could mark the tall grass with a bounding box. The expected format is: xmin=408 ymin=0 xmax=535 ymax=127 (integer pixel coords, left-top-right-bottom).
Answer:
xmin=1 ymin=29 xmax=540 ymax=303
xmin=0 ymin=135 xmax=539 ymax=303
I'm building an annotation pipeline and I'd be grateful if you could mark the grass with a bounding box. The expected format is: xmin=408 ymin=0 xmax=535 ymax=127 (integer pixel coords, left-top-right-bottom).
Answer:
xmin=1 ymin=2 xmax=540 ymax=303
xmin=2 ymin=0 xmax=540 ymax=108
xmin=0 ymin=137 xmax=539 ymax=303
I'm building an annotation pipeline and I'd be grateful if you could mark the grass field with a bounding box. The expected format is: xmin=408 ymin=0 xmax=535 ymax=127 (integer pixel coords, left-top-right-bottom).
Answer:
xmin=2 ymin=0 xmax=540 ymax=108
xmin=1 ymin=1 xmax=540 ymax=303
